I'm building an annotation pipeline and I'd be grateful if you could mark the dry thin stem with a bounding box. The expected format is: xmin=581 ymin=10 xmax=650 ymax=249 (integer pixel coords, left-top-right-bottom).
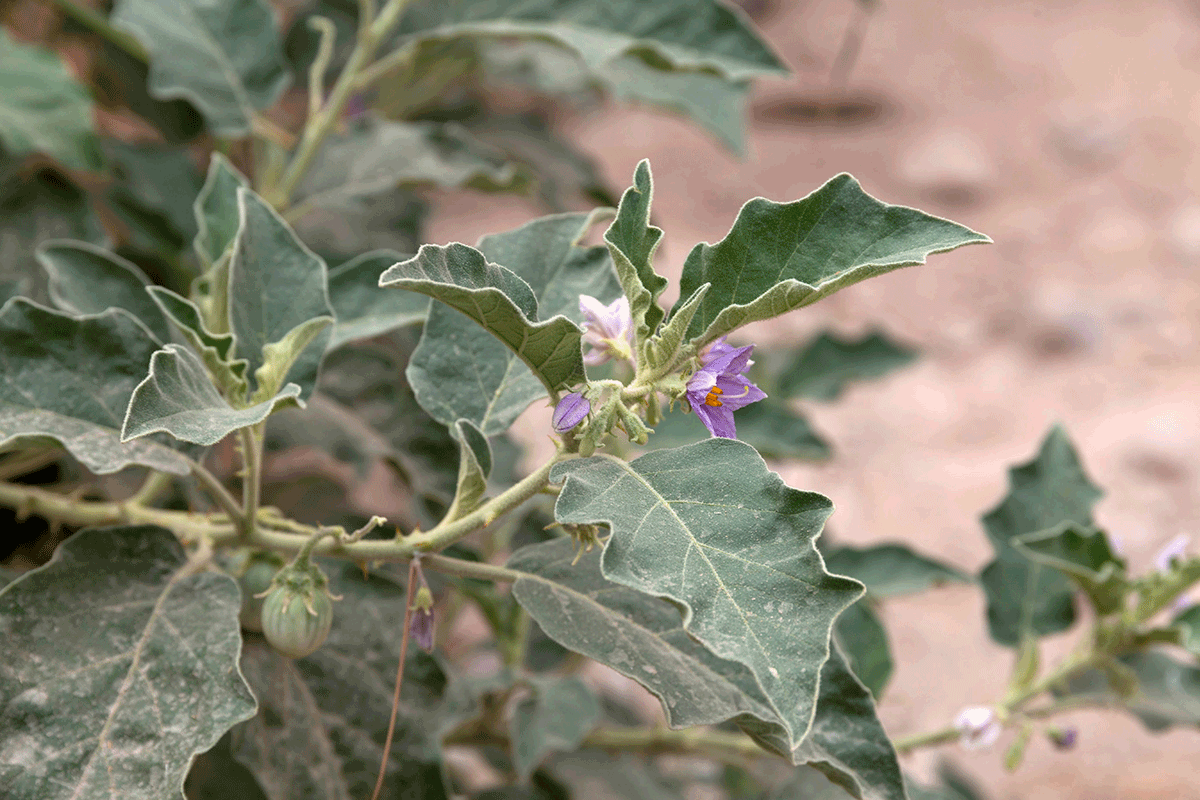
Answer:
xmin=371 ymin=559 xmax=418 ymax=800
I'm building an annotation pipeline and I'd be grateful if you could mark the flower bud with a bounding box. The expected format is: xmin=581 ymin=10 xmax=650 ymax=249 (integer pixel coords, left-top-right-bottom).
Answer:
xmin=1048 ymin=727 xmax=1078 ymax=751
xmin=552 ymin=391 xmax=590 ymax=433
xmin=409 ymin=586 xmax=435 ymax=653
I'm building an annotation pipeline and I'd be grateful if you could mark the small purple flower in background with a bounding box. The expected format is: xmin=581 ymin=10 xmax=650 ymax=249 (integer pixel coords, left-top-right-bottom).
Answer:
xmin=580 ymin=295 xmax=635 ymax=366
xmin=685 ymin=341 xmax=766 ymax=439
xmin=1048 ymin=727 xmax=1078 ymax=751
xmin=552 ymin=391 xmax=590 ymax=433
xmin=954 ymin=706 xmax=1002 ymax=750
xmin=408 ymin=558 xmax=435 ymax=653
xmin=1154 ymin=534 xmax=1190 ymax=572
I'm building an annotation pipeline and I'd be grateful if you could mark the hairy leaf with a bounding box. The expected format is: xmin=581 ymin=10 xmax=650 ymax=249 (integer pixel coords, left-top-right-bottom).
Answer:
xmin=0 ymin=31 xmax=100 ymax=170
xmin=509 ymin=540 xmax=903 ymax=798
xmin=228 ymin=188 xmax=334 ymax=400
xmin=670 ymin=175 xmax=989 ymax=346
xmin=123 ymin=344 xmax=302 ymax=445
xmin=37 ymin=240 xmax=169 ymax=342
xmin=233 ymin=563 xmax=463 ymax=800
xmin=1014 ymin=524 xmax=1127 ymax=615
xmin=833 ymin=601 xmax=892 ymax=698
xmin=194 ymin=153 xmax=251 ymax=268
xmin=509 ymin=677 xmax=601 ymax=779
xmin=404 ymin=213 xmax=619 ymax=433
xmin=979 ymin=426 xmax=1103 ymax=645
xmin=327 ymin=251 xmax=426 ymax=351
xmin=111 ymin=0 xmax=290 ymax=136
xmin=779 ymin=330 xmax=918 ymax=401
xmin=605 ymin=159 xmax=667 ymax=334
xmin=551 ymin=440 xmax=863 ymax=750
xmin=0 ymin=299 xmax=190 ymax=474
xmin=443 ymin=419 xmax=492 ymax=522
xmin=397 ymin=0 xmax=787 ymax=80
xmin=825 ymin=543 xmax=970 ymax=599
xmin=0 ymin=525 xmax=256 ymax=799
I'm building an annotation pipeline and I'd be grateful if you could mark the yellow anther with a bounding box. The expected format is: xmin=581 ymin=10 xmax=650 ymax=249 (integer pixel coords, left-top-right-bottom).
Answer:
xmin=704 ymin=386 xmax=724 ymax=407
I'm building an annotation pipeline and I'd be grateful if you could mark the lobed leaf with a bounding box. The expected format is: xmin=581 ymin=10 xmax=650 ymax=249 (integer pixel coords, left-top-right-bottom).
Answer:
xmin=0 ymin=31 xmax=101 ymax=170
xmin=670 ymin=175 xmax=990 ymax=347
xmin=550 ymin=439 xmax=863 ymax=751
xmin=978 ymin=426 xmax=1103 ymax=646
xmin=779 ymin=330 xmax=918 ymax=401
xmin=605 ymin=159 xmax=667 ymax=335
xmin=833 ymin=601 xmax=893 ymax=698
xmin=0 ymin=299 xmax=190 ymax=475
xmin=0 ymin=525 xmax=256 ymax=799
xmin=122 ymin=344 xmax=302 ymax=446
xmin=403 ymin=212 xmax=620 ymax=433
xmin=111 ymin=0 xmax=290 ymax=136
xmin=37 ymin=240 xmax=170 ymax=342
xmin=443 ymin=419 xmax=493 ymax=522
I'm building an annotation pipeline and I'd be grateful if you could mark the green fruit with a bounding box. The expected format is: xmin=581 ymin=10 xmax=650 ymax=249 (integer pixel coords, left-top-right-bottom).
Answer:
xmin=261 ymin=582 xmax=334 ymax=658
xmin=236 ymin=551 xmax=285 ymax=632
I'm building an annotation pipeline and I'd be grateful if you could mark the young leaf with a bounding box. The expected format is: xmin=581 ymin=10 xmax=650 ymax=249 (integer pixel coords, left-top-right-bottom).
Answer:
xmin=297 ymin=118 xmax=526 ymax=209
xmin=0 ymin=31 xmax=101 ymax=170
xmin=233 ymin=563 xmax=462 ymax=800
xmin=327 ymin=251 xmax=427 ymax=351
xmin=778 ymin=330 xmax=918 ymax=401
xmin=37 ymin=240 xmax=170 ymax=342
xmin=194 ymin=153 xmax=251 ymax=267
xmin=978 ymin=426 xmax=1103 ymax=646
xmin=122 ymin=344 xmax=302 ymax=446
xmin=402 ymin=212 xmax=621 ymax=434
xmin=824 ymin=543 xmax=971 ymax=599
xmin=508 ymin=677 xmax=601 ymax=779
xmin=228 ymin=188 xmax=334 ymax=400
xmin=0 ymin=299 xmax=190 ymax=475
xmin=508 ymin=540 xmax=904 ymax=799
xmin=0 ymin=525 xmax=256 ymax=799
xmin=1013 ymin=523 xmax=1127 ymax=615
xmin=833 ymin=601 xmax=893 ymax=698
xmin=111 ymin=0 xmax=290 ymax=136
xmin=551 ymin=439 xmax=863 ymax=750
xmin=443 ymin=419 xmax=493 ymax=522
xmin=605 ymin=159 xmax=667 ymax=335
xmin=670 ymin=175 xmax=990 ymax=347
xmin=147 ymin=286 xmax=239 ymax=362
xmin=396 ymin=0 xmax=788 ymax=81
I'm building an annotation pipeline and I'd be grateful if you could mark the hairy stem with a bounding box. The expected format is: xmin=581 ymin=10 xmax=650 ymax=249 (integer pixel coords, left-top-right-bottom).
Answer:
xmin=238 ymin=425 xmax=263 ymax=540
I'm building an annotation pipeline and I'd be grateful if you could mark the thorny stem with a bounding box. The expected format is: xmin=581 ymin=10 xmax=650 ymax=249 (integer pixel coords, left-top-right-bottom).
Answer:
xmin=268 ymin=0 xmax=416 ymax=207
xmin=372 ymin=559 xmax=418 ymax=800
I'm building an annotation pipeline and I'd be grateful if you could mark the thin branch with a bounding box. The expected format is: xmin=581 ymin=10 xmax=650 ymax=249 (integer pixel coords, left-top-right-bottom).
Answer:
xmin=50 ymin=0 xmax=149 ymax=62
xmin=305 ymin=16 xmax=340 ymax=127
xmin=372 ymin=559 xmax=418 ymax=800
xmin=181 ymin=454 xmax=243 ymax=524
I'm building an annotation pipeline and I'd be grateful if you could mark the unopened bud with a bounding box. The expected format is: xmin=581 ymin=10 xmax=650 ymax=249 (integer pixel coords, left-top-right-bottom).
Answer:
xmin=409 ymin=586 xmax=435 ymax=652
xmin=552 ymin=391 xmax=590 ymax=433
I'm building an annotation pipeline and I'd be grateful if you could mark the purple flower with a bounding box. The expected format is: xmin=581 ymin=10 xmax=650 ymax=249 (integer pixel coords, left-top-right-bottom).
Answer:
xmin=954 ymin=706 xmax=1001 ymax=750
xmin=580 ymin=295 xmax=635 ymax=366
xmin=409 ymin=585 xmax=435 ymax=653
xmin=685 ymin=341 xmax=766 ymax=439
xmin=1155 ymin=534 xmax=1190 ymax=572
xmin=1049 ymin=727 xmax=1078 ymax=751
xmin=552 ymin=391 xmax=590 ymax=433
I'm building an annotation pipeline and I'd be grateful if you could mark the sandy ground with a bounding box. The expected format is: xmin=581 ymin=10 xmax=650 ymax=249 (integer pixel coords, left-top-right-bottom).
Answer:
xmin=426 ymin=1 xmax=1200 ymax=797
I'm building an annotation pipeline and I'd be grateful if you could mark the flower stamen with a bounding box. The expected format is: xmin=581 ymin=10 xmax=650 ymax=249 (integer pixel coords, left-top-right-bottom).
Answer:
xmin=704 ymin=386 xmax=724 ymax=407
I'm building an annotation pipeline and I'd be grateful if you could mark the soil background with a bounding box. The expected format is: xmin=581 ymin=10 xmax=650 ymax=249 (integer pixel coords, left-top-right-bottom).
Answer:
xmin=428 ymin=1 xmax=1200 ymax=797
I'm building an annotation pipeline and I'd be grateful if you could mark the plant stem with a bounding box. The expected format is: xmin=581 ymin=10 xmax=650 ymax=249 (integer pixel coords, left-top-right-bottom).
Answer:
xmin=268 ymin=0 xmax=415 ymax=208
xmin=238 ymin=425 xmax=264 ymax=540
xmin=128 ymin=471 xmax=174 ymax=507
xmin=183 ymin=454 xmax=243 ymax=525
xmin=893 ymin=726 xmax=960 ymax=754
xmin=371 ymin=559 xmax=417 ymax=800
xmin=444 ymin=724 xmax=767 ymax=765
xmin=51 ymin=0 xmax=149 ymax=62
xmin=0 ymin=446 xmax=61 ymax=482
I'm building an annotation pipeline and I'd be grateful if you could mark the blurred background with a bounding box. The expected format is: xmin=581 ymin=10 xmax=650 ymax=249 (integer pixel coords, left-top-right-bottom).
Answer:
xmin=429 ymin=1 xmax=1200 ymax=797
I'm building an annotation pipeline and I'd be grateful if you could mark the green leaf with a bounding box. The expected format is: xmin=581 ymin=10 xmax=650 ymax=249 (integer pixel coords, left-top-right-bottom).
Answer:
xmin=1013 ymin=524 xmax=1127 ymax=615
xmin=779 ymin=330 xmax=918 ymax=401
xmin=111 ymin=0 xmax=291 ymax=136
xmin=402 ymin=212 xmax=620 ymax=433
xmin=1172 ymin=604 xmax=1200 ymax=658
xmin=833 ymin=601 xmax=893 ymax=698
xmin=1062 ymin=651 xmax=1200 ymax=731
xmin=194 ymin=153 xmax=251 ymax=268
xmin=550 ymin=753 xmax=681 ymax=800
xmin=90 ymin=42 xmax=205 ymax=144
xmin=297 ymin=118 xmax=526 ymax=209
xmin=443 ymin=419 xmax=492 ymax=522
xmin=228 ymin=188 xmax=334 ymax=400
xmin=37 ymin=240 xmax=170 ymax=342
xmin=0 ymin=151 xmax=104 ymax=304
xmin=509 ymin=677 xmax=601 ymax=779
xmin=0 ymin=299 xmax=191 ymax=475
xmin=670 ymin=175 xmax=990 ymax=346
xmin=397 ymin=0 xmax=788 ymax=81
xmin=0 ymin=525 xmax=256 ymax=799
xmin=550 ymin=439 xmax=863 ymax=750
xmin=327 ymin=250 xmax=426 ymax=351
xmin=824 ymin=543 xmax=971 ymax=599
xmin=508 ymin=539 xmax=905 ymax=800
xmin=147 ymin=286 xmax=236 ymax=360
xmin=979 ymin=425 xmax=1103 ymax=646
xmin=105 ymin=139 xmax=203 ymax=250
xmin=122 ymin=343 xmax=302 ymax=446
xmin=0 ymin=31 xmax=101 ymax=170
xmin=381 ymin=243 xmax=583 ymax=394
xmin=233 ymin=562 xmax=459 ymax=800
xmin=605 ymin=159 xmax=667 ymax=334
xmin=648 ymin=397 xmax=831 ymax=461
